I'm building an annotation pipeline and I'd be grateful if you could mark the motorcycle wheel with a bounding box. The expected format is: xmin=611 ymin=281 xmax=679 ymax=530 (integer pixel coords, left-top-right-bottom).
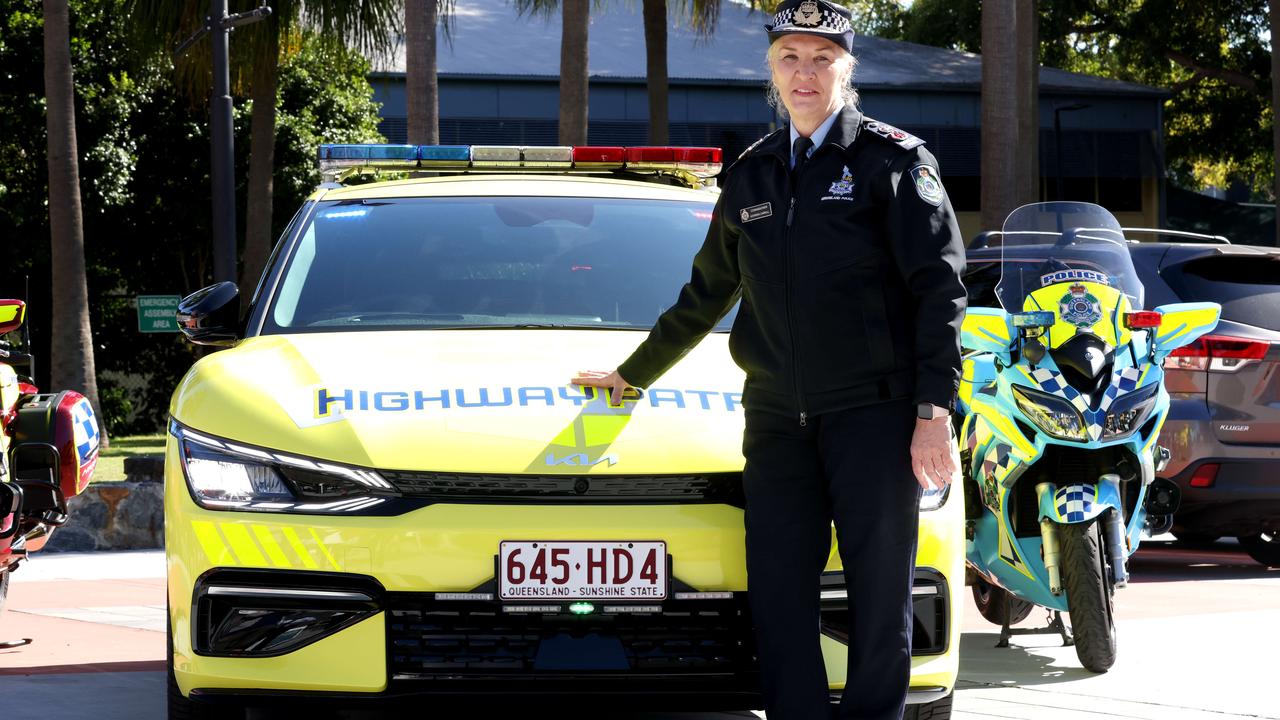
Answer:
xmin=1238 ymin=529 xmax=1280 ymax=568
xmin=903 ymin=691 xmax=953 ymax=719
xmin=1060 ymin=519 xmax=1117 ymax=673
xmin=971 ymin=577 xmax=1033 ymax=626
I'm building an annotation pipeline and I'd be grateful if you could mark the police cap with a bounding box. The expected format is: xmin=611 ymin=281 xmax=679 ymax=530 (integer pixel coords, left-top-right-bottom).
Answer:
xmin=764 ymin=0 xmax=855 ymax=54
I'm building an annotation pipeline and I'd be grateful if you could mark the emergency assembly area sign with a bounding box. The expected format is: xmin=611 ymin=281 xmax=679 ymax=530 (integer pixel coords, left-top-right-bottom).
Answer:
xmin=136 ymin=295 xmax=180 ymax=333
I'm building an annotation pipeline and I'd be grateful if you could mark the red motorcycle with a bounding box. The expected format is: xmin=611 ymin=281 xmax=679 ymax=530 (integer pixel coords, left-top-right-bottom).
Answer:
xmin=0 ymin=299 xmax=100 ymax=646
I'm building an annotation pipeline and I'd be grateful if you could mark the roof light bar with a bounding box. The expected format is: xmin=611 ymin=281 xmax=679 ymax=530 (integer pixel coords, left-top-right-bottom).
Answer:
xmin=317 ymin=144 xmax=722 ymax=188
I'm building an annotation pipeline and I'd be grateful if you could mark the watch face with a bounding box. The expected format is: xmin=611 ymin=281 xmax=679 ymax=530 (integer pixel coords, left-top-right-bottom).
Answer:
xmin=917 ymin=403 xmax=933 ymax=419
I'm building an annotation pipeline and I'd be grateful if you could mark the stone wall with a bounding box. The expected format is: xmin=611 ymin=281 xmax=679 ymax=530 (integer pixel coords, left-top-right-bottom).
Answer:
xmin=44 ymin=456 xmax=164 ymax=552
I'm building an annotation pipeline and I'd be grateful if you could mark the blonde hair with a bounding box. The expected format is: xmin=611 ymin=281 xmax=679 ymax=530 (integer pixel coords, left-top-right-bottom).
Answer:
xmin=765 ymin=41 xmax=859 ymax=118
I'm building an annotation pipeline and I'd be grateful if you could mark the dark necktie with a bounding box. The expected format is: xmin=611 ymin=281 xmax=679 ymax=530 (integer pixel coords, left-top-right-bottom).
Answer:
xmin=792 ymin=135 xmax=813 ymax=183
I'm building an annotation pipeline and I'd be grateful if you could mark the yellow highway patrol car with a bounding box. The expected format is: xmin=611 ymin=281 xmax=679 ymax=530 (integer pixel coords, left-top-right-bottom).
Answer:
xmin=165 ymin=144 xmax=963 ymax=718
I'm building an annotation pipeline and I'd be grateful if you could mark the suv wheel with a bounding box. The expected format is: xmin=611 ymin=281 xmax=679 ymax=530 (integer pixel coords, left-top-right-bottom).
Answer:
xmin=1238 ymin=530 xmax=1280 ymax=568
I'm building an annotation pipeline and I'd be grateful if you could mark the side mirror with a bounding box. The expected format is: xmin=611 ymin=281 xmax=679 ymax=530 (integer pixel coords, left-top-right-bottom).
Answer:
xmin=0 ymin=299 xmax=26 ymax=336
xmin=177 ymin=282 xmax=241 ymax=346
xmin=1149 ymin=302 xmax=1221 ymax=359
xmin=961 ymin=307 xmax=1014 ymax=357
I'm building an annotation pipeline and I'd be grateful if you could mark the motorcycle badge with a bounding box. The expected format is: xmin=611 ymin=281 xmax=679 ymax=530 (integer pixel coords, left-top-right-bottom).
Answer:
xmin=1059 ymin=283 xmax=1103 ymax=328
xmin=794 ymin=0 xmax=821 ymax=26
xmin=910 ymin=165 xmax=944 ymax=206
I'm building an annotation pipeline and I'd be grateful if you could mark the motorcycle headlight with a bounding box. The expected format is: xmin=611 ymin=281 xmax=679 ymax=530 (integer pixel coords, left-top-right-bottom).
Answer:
xmin=172 ymin=422 xmax=398 ymax=513
xmin=920 ymin=484 xmax=950 ymax=512
xmin=1102 ymin=384 xmax=1159 ymax=440
xmin=1013 ymin=385 xmax=1088 ymax=441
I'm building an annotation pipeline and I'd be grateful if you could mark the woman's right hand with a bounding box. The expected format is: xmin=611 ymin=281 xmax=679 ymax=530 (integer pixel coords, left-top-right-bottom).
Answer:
xmin=570 ymin=370 xmax=633 ymax=406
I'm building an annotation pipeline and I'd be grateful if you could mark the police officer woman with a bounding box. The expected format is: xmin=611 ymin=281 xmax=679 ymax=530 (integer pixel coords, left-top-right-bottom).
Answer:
xmin=574 ymin=1 xmax=966 ymax=717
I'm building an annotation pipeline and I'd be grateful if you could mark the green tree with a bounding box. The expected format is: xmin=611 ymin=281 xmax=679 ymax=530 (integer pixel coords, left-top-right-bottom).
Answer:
xmin=122 ymin=1 xmax=400 ymax=292
xmin=892 ymin=0 xmax=1275 ymax=201
xmin=0 ymin=1 xmax=385 ymax=433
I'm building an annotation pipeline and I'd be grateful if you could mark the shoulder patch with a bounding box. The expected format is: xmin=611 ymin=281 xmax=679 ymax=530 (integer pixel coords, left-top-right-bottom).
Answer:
xmin=861 ymin=120 xmax=925 ymax=150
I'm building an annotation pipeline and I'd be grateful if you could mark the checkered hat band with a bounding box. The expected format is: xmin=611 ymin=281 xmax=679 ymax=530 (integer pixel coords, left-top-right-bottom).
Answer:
xmin=771 ymin=7 xmax=852 ymax=34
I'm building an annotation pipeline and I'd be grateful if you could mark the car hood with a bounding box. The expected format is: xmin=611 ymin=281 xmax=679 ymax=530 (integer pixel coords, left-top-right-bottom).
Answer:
xmin=170 ymin=330 xmax=746 ymax=474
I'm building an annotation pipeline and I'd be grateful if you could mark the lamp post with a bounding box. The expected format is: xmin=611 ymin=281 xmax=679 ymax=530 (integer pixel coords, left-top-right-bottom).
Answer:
xmin=175 ymin=2 xmax=272 ymax=285
xmin=1054 ymin=103 xmax=1091 ymax=201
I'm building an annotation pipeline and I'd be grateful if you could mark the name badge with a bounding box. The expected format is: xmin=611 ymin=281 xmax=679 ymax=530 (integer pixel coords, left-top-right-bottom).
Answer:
xmin=739 ymin=202 xmax=772 ymax=223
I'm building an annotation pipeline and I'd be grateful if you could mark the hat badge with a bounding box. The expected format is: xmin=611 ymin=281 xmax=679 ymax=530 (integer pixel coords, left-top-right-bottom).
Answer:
xmin=795 ymin=0 xmax=821 ymax=27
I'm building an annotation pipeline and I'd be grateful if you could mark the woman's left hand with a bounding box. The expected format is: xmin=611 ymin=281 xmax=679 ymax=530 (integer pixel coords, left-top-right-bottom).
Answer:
xmin=910 ymin=417 xmax=960 ymax=490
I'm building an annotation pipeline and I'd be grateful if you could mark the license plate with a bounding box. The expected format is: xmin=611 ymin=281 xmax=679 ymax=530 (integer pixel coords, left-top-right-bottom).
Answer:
xmin=498 ymin=541 xmax=667 ymax=600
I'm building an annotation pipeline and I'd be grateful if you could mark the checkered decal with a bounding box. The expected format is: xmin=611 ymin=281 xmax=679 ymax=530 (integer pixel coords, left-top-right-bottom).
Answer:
xmin=1055 ymin=484 xmax=1096 ymax=522
xmin=71 ymin=397 xmax=100 ymax=464
xmin=1027 ymin=367 xmax=1089 ymax=413
xmin=981 ymin=442 xmax=1017 ymax=484
xmin=769 ymin=6 xmax=852 ymax=34
xmin=1098 ymin=367 xmax=1143 ymax=413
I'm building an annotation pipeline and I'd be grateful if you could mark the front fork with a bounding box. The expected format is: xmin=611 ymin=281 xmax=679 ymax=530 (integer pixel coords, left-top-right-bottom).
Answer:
xmin=1036 ymin=476 xmax=1130 ymax=595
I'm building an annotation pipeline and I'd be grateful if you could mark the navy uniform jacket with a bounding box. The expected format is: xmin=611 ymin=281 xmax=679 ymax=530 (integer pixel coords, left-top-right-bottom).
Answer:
xmin=619 ymin=106 xmax=967 ymax=423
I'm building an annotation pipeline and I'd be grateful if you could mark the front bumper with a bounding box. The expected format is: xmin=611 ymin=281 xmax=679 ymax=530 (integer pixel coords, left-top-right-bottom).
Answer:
xmin=167 ymin=440 xmax=963 ymax=707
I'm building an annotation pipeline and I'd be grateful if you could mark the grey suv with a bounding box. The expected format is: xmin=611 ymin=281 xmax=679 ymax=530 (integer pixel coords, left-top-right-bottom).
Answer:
xmin=964 ymin=233 xmax=1280 ymax=567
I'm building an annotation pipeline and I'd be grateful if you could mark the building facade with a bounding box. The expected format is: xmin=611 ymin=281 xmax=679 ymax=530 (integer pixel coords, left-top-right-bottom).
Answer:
xmin=369 ymin=0 xmax=1167 ymax=241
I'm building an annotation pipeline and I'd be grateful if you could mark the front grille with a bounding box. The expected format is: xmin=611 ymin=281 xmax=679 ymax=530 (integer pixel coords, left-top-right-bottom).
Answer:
xmin=386 ymin=595 xmax=757 ymax=678
xmin=381 ymin=472 xmax=745 ymax=505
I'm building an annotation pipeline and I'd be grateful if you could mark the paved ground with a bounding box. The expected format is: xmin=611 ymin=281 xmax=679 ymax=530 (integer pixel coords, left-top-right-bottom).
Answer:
xmin=0 ymin=541 xmax=1275 ymax=719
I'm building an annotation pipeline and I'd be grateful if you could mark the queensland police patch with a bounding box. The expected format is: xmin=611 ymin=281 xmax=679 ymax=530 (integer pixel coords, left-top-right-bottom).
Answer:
xmin=910 ymin=165 xmax=944 ymax=206
xmin=1059 ymin=283 xmax=1103 ymax=328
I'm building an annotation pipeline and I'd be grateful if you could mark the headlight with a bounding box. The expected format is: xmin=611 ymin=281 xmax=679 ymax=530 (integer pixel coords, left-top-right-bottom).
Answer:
xmin=1013 ymin=385 xmax=1088 ymax=441
xmin=1102 ymin=384 xmax=1159 ymax=440
xmin=920 ymin=484 xmax=950 ymax=512
xmin=172 ymin=421 xmax=399 ymax=513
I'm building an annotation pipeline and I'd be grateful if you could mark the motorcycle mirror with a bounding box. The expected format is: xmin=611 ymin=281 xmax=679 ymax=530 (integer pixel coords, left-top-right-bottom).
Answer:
xmin=0 ymin=299 xmax=26 ymax=336
xmin=177 ymin=282 xmax=241 ymax=346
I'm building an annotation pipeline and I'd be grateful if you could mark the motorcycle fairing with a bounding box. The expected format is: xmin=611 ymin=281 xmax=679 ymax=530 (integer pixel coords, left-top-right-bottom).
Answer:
xmin=1021 ymin=280 xmax=1134 ymax=350
xmin=1037 ymin=478 xmax=1123 ymax=525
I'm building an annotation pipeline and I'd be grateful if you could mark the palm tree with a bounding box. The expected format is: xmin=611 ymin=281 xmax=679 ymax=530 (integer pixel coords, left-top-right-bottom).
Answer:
xmin=1014 ymin=0 xmax=1039 ymax=207
xmin=559 ymin=0 xmax=590 ymax=144
xmin=124 ymin=1 xmax=401 ymax=291
xmin=643 ymin=0 xmax=669 ymax=144
xmin=242 ymin=0 xmax=400 ymax=288
xmin=643 ymin=0 xmax=722 ymax=145
xmin=42 ymin=0 xmax=104 ymax=428
xmin=240 ymin=17 xmax=281 ymax=291
xmin=405 ymin=0 xmax=439 ymax=144
xmin=980 ymin=0 xmax=1035 ymax=231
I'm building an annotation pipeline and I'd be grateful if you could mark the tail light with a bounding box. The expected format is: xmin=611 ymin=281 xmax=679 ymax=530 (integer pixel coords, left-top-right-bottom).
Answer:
xmin=1164 ymin=335 xmax=1270 ymax=373
xmin=1189 ymin=463 xmax=1219 ymax=488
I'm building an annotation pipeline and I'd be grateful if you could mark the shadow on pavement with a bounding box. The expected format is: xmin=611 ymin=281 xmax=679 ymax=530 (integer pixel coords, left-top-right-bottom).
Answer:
xmin=1129 ymin=544 xmax=1277 ymax=583
xmin=958 ymin=632 xmax=1094 ymax=688
xmin=0 ymin=659 xmax=166 ymax=676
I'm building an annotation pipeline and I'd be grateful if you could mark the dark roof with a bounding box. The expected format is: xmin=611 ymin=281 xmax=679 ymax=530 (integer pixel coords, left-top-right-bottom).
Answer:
xmin=371 ymin=0 xmax=1166 ymax=97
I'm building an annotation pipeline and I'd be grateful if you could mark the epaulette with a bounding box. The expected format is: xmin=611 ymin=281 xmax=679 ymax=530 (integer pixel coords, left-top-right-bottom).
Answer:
xmin=861 ymin=119 xmax=925 ymax=151
xmin=736 ymin=128 xmax=783 ymax=162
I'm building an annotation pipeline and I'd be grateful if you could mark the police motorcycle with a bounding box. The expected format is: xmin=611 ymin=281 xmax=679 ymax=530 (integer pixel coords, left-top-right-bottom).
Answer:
xmin=0 ymin=299 xmax=100 ymax=646
xmin=958 ymin=202 xmax=1219 ymax=673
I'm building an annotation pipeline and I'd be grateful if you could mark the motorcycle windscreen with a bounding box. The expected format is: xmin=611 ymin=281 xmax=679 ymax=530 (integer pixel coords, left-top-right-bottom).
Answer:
xmin=995 ymin=202 xmax=1144 ymax=320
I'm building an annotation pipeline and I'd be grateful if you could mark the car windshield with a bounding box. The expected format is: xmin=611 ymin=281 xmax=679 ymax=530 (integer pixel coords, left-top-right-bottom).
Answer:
xmin=263 ymin=195 xmax=734 ymax=333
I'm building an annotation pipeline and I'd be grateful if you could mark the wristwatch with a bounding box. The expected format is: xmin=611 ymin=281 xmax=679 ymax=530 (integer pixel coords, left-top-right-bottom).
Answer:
xmin=917 ymin=402 xmax=948 ymax=420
